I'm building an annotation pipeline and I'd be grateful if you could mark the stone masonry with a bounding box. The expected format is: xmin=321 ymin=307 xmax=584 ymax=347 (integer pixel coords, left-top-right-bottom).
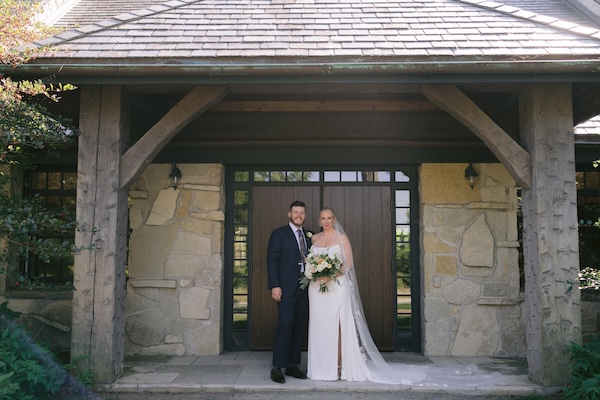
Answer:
xmin=420 ymin=163 xmax=526 ymax=357
xmin=126 ymin=163 xmax=225 ymax=356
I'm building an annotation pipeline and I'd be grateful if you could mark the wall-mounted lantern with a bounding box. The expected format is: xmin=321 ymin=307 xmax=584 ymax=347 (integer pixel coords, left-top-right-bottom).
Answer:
xmin=169 ymin=163 xmax=182 ymax=188
xmin=464 ymin=163 xmax=478 ymax=190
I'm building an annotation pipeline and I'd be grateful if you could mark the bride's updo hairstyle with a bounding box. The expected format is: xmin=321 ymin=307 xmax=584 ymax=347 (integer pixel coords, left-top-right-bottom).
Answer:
xmin=320 ymin=207 xmax=336 ymax=219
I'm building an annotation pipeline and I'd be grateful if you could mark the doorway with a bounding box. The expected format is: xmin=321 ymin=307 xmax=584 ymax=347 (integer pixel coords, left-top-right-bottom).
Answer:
xmin=224 ymin=168 xmax=420 ymax=352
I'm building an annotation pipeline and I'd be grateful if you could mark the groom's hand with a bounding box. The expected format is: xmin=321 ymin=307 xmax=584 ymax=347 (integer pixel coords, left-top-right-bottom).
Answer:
xmin=272 ymin=287 xmax=282 ymax=302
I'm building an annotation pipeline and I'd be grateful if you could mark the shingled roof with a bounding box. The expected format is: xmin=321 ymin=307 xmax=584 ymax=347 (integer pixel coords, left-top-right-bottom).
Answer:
xmin=48 ymin=0 xmax=168 ymax=28
xmin=32 ymin=0 xmax=600 ymax=63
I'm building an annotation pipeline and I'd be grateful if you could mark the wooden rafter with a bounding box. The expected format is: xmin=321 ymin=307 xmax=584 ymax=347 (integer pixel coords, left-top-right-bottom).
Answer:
xmin=421 ymin=84 xmax=532 ymax=189
xmin=210 ymin=100 xmax=439 ymax=112
xmin=119 ymin=86 xmax=229 ymax=190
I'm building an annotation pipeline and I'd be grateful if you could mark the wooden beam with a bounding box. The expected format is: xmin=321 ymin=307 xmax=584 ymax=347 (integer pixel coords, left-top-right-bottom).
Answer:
xmin=73 ymin=85 xmax=128 ymax=383
xmin=421 ymin=84 xmax=532 ymax=189
xmin=210 ymin=100 xmax=439 ymax=112
xmin=119 ymin=86 xmax=228 ymax=190
xmin=519 ymin=83 xmax=579 ymax=386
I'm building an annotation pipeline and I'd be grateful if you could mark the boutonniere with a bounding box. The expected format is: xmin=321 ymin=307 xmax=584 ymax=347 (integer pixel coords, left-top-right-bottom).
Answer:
xmin=306 ymin=232 xmax=313 ymax=239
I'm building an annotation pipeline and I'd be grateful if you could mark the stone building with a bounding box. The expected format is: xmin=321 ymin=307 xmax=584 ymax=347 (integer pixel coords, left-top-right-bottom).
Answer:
xmin=2 ymin=0 xmax=600 ymax=387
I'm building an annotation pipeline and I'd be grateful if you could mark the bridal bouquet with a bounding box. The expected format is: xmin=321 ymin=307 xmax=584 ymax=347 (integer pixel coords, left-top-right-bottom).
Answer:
xmin=299 ymin=247 xmax=343 ymax=293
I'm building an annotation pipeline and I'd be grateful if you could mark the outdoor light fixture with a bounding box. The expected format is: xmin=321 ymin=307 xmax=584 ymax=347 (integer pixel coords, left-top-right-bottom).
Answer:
xmin=464 ymin=163 xmax=478 ymax=190
xmin=169 ymin=163 xmax=182 ymax=188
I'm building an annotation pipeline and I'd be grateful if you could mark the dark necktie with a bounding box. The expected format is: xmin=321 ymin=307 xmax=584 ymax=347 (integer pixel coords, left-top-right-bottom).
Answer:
xmin=297 ymin=229 xmax=307 ymax=271
xmin=297 ymin=229 xmax=307 ymax=256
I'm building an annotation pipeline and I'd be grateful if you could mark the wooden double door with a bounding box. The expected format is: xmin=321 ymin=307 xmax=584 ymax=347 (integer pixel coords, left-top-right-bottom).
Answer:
xmin=250 ymin=185 xmax=395 ymax=351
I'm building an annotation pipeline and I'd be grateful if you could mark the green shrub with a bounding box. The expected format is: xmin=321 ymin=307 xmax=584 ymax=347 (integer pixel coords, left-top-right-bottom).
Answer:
xmin=564 ymin=333 xmax=600 ymax=400
xmin=0 ymin=302 xmax=67 ymax=400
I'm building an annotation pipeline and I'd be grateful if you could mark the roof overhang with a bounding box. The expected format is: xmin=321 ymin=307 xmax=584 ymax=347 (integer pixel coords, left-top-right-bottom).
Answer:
xmin=6 ymin=57 xmax=600 ymax=85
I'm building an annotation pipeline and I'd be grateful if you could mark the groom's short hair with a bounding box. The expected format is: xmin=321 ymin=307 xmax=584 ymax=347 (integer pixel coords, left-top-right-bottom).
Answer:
xmin=290 ymin=200 xmax=306 ymax=210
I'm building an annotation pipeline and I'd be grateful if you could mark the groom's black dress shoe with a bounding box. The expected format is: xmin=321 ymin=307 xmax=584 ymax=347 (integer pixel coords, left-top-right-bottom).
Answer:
xmin=271 ymin=368 xmax=285 ymax=383
xmin=285 ymin=365 xmax=307 ymax=379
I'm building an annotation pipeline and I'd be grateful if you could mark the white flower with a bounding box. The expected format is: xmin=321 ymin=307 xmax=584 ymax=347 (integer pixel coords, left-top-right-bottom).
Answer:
xmin=306 ymin=232 xmax=313 ymax=238
xmin=317 ymin=261 xmax=328 ymax=272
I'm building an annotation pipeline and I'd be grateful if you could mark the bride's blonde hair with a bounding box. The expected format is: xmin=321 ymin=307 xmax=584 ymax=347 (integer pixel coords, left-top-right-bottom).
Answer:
xmin=320 ymin=207 xmax=336 ymax=218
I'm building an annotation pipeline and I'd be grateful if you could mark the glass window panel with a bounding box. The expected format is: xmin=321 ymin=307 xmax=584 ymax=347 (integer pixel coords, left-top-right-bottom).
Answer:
xmin=396 ymin=227 xmax=410 ymax=242
xmin=235 ymin=171 xmax=249 ymax=182
xmin=31 ymin=172 xmax=47 ymax=190
xmin=397 ymin=276 xmax=411 ymax=290
xmin=303 ymin=171 xmax=319 ymax=182
xmin=234 ymin=243 xmax=247 ymax=259
xmin=587 ymin=171 xmax=599 ymax=190
xmin=324 ymin=171 xmax=340 ymax=182
xmin=233 ymin=278 xmax=248 ymax=294
xmin=395 ymin=170 xmax=410 ymax=182
xmin=396 ymin=249 xmax=410 ymax=271
xmin=47 ymin=172 xmax=62 ymax=190
xmin=63 ymin=172 xmax=77 ymax=189
xmin=341 ymin=171 xmax=357 ymax=182
xmin=397 ymin=296 xmax=412 ymax=309
xmin=397 ymin=316 xmax=411 ymax=331
xmin=271 ymin=171 xmax=286 ymax=182
xmin=396 ymin=209 xmax=410 ymax=224
xmin=234 ymin=190 xmax=248 ymax=206
xmin=576 ymin=172 xmax=585 ymax=189
xmin=395 ymin=190 xmax=410 ymax=207
xmin=286 ymin=171 xmax=303 ymax=182
xmin=234 ymin=208 xmax=248 ymax=224
xmin=233 ymin=295 xmax=247 ymax=310
xmin=375 ymin=171 xmax=390 ymax=182
xmin=399 ymin=226 xmax=410 ymax=236
xmin=254 ymin=172 xmax=269 ymax=182
xmin=233 ymin=314 xmax=247 ymax=330
xmin=234 ymin=225 xmax=248 ymax=237
xmin=359 ymin=171 xmax=372 ymax=182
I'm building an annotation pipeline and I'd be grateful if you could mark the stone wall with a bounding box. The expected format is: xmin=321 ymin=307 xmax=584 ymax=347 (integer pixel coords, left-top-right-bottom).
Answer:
xmin=125 ymin=163 xmax=225 ymax=356
xmin=420 ymin=163 xmax=526 ymax=357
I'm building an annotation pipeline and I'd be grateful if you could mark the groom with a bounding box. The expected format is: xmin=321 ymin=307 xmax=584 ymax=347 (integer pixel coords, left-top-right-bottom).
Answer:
xmin=267 ymin=200 xmax=311 ymax=384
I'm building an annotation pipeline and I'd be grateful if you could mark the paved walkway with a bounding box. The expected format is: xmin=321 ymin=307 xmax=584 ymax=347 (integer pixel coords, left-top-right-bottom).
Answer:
xmin=95 ymin=352 xmax=560 ymax=396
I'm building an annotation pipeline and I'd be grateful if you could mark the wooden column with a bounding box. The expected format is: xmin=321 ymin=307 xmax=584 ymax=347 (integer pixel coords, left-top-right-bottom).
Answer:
xmin=519 ymin=83 xmax=581 ymax=386
xmin=71 ymin=85 xmax=129 ymax=383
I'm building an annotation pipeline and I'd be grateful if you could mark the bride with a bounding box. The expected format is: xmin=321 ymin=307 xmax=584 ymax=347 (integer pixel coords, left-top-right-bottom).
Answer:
xmin=306 ymin=207 xmax=421 ymax=384
xmin=305 ymin=208 xmax=520 ymax=387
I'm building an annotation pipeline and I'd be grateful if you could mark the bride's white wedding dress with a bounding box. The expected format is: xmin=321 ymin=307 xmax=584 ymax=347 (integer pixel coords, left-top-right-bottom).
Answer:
xmin=307 ymin=243 xmax=426 ymax=384
xmin=307 ymin=245 xmax=373 ymax=381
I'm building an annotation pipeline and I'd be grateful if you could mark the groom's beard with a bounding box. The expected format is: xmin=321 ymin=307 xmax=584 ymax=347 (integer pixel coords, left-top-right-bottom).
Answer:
xmin=290 ymin=218 xmax=304 ymax=228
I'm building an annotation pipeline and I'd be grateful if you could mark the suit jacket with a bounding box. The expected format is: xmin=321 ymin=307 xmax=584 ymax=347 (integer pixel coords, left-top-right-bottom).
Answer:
xmin=267 ymin=225 xmax=311 ymax=297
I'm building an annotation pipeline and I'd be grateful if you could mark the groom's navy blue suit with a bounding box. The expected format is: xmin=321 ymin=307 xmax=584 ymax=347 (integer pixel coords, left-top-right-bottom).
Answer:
xmin=267 ymin=224 xmax=310 ymax=369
